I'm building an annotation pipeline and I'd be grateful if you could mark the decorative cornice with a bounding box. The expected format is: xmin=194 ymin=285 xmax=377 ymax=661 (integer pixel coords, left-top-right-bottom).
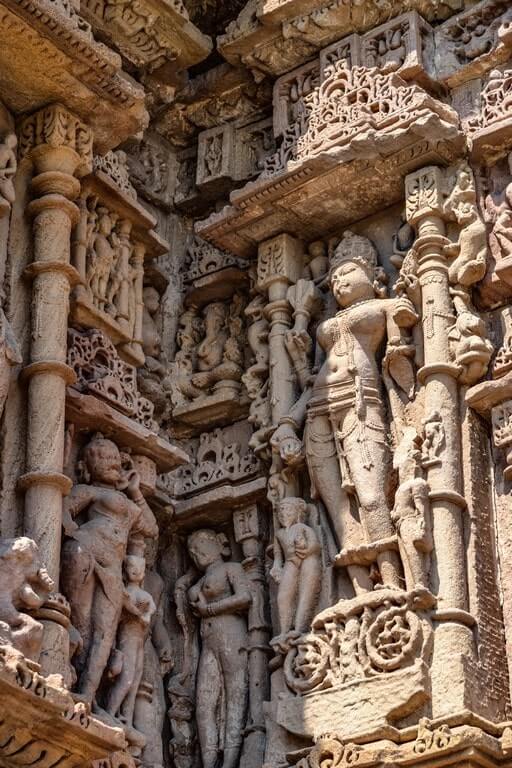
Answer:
xmin=219 ymin=0 xmax=461 ymax=77
xmin=0 ymin=0 xmax=146 ymax=151
xmin=79 ymin=0 xmax=211 ymax=72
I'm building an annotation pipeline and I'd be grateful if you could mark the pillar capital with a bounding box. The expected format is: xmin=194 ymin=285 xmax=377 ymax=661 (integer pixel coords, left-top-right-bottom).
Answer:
xmin=257 ymin=234 xmax=304 ymax=298
xmin=405 ymin=165 xmax=445 ymax=225
xmin=19 ymin=104 xmax=93 ymax=178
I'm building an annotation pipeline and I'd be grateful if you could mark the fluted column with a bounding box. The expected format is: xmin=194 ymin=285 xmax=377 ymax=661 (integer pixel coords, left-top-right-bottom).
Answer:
xmin=257 ymin=234 xmax=303 ymax=424
xmin=17 ymin=104 xmax=93 ymax=677
xmin=405 ymin=165 xmax=475 ymax=716
xmin=233 ymin=504 xmax=270 ymax=768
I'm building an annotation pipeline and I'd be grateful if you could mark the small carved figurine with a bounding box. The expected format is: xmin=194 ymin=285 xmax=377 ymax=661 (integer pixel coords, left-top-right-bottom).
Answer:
xmin=444 ymin=162 xmax=487 ymax=287
xmin=107 ymin=555 xmax=156 ymax=727
xmin=270 ymin=497 xmax=321 ymax=652
xmin=392 ymin=433 xmax=432 ymax=591
xmin=0 ymin=307 xmax=21 ymax=421
xmin=138 ymin=285 xmax=171 ymax=419
xmin=87 ymin=206 xmax=119 ymax=312
xmin=421 ymin=411 xmax=445 ymax=468
xmin=0 ymin=133 xmax=17 ymax=215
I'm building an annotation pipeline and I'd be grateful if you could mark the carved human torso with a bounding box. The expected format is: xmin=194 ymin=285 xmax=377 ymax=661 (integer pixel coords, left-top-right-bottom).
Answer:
xmin=276 ymin=523 xmax=310 ymax=566
xmin=70 ymin=484 xmax=145 ymax=566
xmin=189 ymin=560 xmax=249 ymax=642
xmin=313 ymin=298 xmax=389 ymax=394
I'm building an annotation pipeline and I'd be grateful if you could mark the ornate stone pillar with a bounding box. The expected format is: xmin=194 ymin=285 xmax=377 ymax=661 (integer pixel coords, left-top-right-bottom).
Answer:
xmin=233 ymin=504 xmax=270 ymax=768
xmin=256 ymin=234 xmax=303 ymax=424
xmin=405 ymin=165 xmax=475 ymax=715
xmin=17 ymin=104 xmax=93 ymax=676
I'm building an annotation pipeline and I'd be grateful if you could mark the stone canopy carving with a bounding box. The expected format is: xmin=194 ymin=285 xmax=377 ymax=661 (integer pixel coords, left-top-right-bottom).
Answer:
xmin=195 ymin=45 xmax=462 ymax=255
xmin=263 ymin=64 xmax=457 ymax=175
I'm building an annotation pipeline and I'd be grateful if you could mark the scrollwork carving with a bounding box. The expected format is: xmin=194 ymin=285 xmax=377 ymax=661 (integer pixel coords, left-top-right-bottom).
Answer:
xmin=68 ymin=328 xmax=156 ymax=429
xmin=284 ymin=588 xmax=433 ymax=694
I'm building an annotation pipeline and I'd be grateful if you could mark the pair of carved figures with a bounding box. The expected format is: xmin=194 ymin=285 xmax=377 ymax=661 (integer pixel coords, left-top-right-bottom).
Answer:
xmin=171 ymin=529 xmax=252 ymax=768
xmin=172 ymin=294 xmax=246 ymax=407
xmin=61 ymin=433 xmax=159 ymax=733
xmin=83 ymin=198 xmax=141 ymax=337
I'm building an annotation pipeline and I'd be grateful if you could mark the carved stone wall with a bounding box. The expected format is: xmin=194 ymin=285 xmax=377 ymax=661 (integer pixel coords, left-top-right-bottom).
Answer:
xmin=0 ymin=3 xmax=512 ymax=768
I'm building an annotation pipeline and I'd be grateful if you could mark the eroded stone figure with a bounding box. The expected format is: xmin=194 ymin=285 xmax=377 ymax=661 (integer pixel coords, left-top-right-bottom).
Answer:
xmin=273 ymin=231 xmax=418 ymax=593
xmin=193 ymin=302 xmax=229 ymax=388
xmin=87 ymin=207 xmax=119 ymax=312
xmin=187 ymin=529 xmax=251 ymax=768
xmin=138 ymin=285 xmax=171 ymax=418
xmin=173 ymin=307 xmax=204 ymax=405
xmin=0 ymin=537 xmax=54 ymax=661
xmin=107 ymin=555 xmax=156 ymax=727
xmin=444 ymin=162 xmax=487 ymax=287
xmin=61 ymin=435 xmax=158 ymax=704
xmin=0 ymin=307 xmax=21 ymax=420
xmin=135 ymin=538 xmax=174 ymax=768
xmin=270 ymin=497 xmax=321 ymax=652
xmin=391 ymin=432 xmax=432 ymax=591
xmin=0 ymin=133 xmax=17 ymax=214
xmin=490 ymin=156 xmax=512 ymax=268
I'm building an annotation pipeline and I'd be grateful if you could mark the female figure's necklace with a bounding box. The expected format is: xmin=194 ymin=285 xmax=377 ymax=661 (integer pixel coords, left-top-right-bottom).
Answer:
xmin=335 ymin=296 xmax=375 ymax=317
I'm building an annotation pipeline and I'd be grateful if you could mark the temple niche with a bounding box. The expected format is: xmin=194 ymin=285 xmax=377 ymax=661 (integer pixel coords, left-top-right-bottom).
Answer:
xmin=2 ymin=2 xmax=512 ymax=768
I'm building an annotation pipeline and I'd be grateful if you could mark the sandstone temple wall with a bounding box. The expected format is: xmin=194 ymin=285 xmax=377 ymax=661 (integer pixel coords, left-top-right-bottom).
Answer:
xmin=1 ymin=3 xmax=512 ymax=768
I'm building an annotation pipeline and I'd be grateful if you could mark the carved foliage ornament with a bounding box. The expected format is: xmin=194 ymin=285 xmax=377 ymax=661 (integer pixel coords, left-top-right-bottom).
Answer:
xmin=19 ymin=105 xmax=93 ymax=175
xmin=94 ymin=150 xmax=137 ymax=200
xmin=284 ymin=588 xmax=434 ymax=694
xmin=163 ymin=427 xmax=260 ymax=497
xmin=68 ymin=328 xmax=156 ymax=429
xmin=184 ymin=236 xmax=246 ymax=282
xmin=264 ymin=66 xmax=456 ymax=175
xmin=468 ymin=68 xmax=512 ymax=133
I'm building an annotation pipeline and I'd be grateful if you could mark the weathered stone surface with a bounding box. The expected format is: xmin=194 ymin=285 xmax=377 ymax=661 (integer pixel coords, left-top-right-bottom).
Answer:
xmin=1 ymin=3 xmax=512 ymax=768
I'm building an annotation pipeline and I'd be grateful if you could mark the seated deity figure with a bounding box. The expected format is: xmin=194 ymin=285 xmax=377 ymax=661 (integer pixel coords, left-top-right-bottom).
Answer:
xmin=61 ymin=435 xmax=158 ymax=706
xmin=187 ymin=529 xmax=252 ymax=768
xmin=273 ymin=231 xmax=418 ymax=594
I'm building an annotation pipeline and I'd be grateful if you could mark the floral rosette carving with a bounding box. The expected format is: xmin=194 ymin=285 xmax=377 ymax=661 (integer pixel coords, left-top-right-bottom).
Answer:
xmin=296 ymin=737 xmax=361 ymax=768
xmin=284 ymin=633 xmax=331 ymax=693
xmin=284 ymin=588 xmax=434 ymax=694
